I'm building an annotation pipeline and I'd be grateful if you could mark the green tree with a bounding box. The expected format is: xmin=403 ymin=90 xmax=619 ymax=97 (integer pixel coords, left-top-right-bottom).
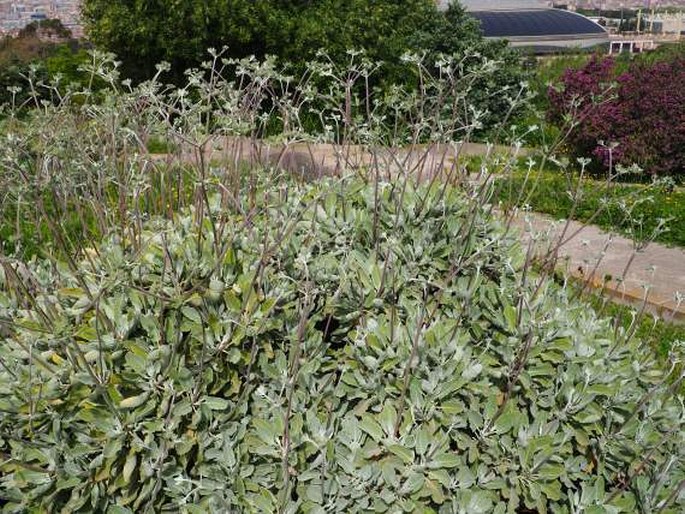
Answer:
xmin=81 ymin=0 xmax=490 ymax=83
xmin=82 ymin=0 xmax=288 ymax=82
xmin=19 ymin=18 xmax=73 ymax=40
xmin=81 ymin=1 xmax=528 ymax=134
xmin=410 ymin=2 xmax=528 ymax=132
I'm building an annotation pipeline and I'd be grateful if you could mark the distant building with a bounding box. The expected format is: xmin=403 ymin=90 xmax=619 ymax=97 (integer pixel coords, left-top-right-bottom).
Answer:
xmin=0 ymin=1 xmax=82 ymax=37
xmin=438 ymin=0 xmax=610 ymax=53
xmin=643 ymin=13 xmax=685 ymax=35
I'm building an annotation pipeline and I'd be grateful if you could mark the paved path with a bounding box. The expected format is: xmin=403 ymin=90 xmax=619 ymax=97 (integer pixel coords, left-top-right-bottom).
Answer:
xmin=510 ymin=212 xmax=685 ymax=322
xmin=162 ymin=136 xmax=526 ymax=181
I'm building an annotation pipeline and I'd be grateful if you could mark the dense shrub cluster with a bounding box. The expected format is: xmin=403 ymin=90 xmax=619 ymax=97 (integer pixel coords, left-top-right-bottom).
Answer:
xmin=80 ymin=0 xmax=527 ymax=135
xmin=0 ymin=48 xmax=525 ymax=261
xmin=0 ymin=48 xmax=682 ymax=513
xmin=548 ymin=53 xmax=685 ymax=178
xmin=0 ymin=176 xmax=683 ymax=512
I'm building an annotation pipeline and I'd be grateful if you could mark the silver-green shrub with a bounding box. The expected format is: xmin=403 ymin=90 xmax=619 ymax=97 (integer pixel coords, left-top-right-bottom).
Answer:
xmin=0 ymin=51 xmax=683 ymax=513
xmin=1 ymin=175 xmax=684 ymax=512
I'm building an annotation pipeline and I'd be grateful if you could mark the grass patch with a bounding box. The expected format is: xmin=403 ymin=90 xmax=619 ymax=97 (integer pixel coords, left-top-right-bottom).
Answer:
xmin=0 ymin=163 xmax=197 ymax=259
xmin=146 ymin=136 xmax=177 ymax=154
xmin=493 ymin=168 xmax=685 ymax=247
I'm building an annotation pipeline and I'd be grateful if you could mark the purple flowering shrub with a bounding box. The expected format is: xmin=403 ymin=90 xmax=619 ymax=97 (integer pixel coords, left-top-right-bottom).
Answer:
xmin=548 ymin=54 xmax=685 ymax=178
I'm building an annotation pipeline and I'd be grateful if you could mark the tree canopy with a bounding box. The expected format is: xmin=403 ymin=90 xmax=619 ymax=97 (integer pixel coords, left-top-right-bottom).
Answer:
xmin=80 ymin=1 xmax=528 ymax=135
xmin=81 ymin=1 xmax=514 ymax=82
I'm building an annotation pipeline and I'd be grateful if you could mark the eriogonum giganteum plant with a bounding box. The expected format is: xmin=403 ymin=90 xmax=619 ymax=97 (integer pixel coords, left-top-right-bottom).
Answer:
xmin=0 ymin=50 xmax=683 ymax=514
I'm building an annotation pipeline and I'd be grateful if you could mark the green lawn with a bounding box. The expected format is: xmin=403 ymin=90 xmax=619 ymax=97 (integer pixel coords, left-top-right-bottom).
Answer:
xmin=493 ymin=169 xmax=685 ymax=247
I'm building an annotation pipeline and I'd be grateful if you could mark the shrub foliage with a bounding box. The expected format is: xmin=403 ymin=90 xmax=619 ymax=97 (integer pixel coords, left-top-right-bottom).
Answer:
xmin=548 ymin=52 xmax=685 ymax=178
xmin=0 ymin=21 xmax=90 ymax=108
xmin=1 ymin=176 xmax=684 ymax=512
xmin=0 ymin=50 xmax=683 ymax=513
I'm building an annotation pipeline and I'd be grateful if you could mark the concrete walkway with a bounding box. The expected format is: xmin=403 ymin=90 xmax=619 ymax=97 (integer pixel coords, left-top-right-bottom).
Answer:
xmin=162 ymin=136 xmax=526 ymax=181
xmin=511 ymin=212 xmax=685 ymax=322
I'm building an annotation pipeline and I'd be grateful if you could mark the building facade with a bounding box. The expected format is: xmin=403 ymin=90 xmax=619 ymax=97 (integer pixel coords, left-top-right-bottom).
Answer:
xmin=0 ymin=1 xmax=82 ymax=37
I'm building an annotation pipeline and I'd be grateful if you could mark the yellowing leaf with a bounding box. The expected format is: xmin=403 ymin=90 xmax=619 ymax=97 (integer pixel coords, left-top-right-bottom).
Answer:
xmin=119 ymin=393 xmax=149 ymax=410
xmin=74 ymin=325 xmax=97 ymax=342
xmin=122 ymin=453 xmax=137 ymax=484
xmin=58 ymin=287 xmax=85 ymax=299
